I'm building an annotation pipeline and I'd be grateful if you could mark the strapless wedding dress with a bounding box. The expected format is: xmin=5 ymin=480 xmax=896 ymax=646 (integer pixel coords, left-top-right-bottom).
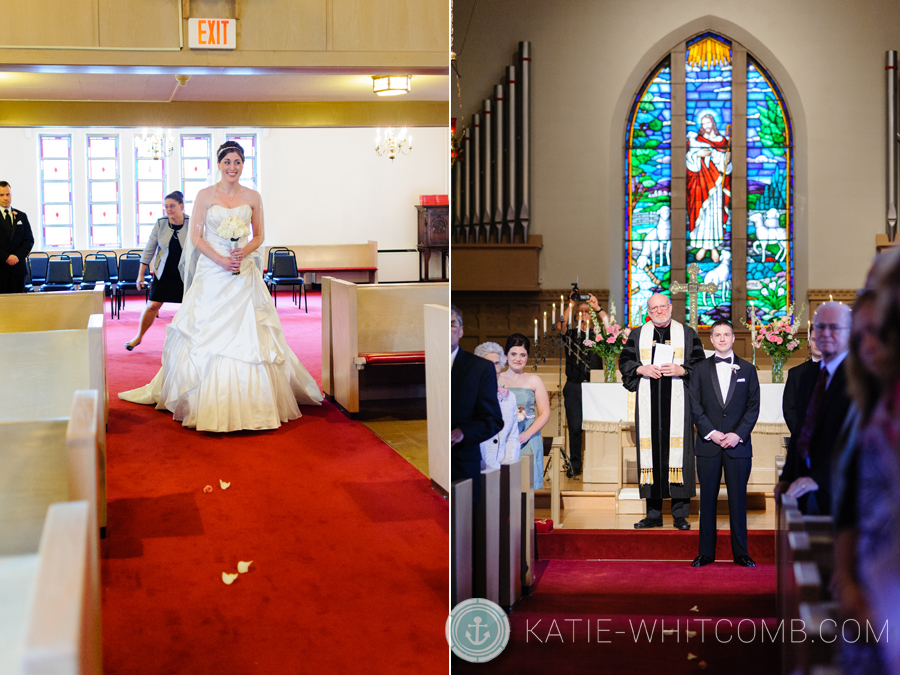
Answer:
xmin=120 ymin=204 xmax=323 ymax=432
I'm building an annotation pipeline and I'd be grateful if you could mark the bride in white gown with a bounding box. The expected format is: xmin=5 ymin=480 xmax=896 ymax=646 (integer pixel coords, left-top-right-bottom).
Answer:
xmin=120 ymin=140 xmax=323 ymax=432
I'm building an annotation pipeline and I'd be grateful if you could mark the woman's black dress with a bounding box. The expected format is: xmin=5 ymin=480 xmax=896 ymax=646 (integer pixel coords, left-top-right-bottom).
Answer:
xmin=148 ymin=222 xmax=185 ymax=303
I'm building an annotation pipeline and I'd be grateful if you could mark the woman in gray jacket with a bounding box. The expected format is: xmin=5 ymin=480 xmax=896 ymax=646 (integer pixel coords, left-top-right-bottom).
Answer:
xmin=125 ymin=191 xmax=189 ymax=350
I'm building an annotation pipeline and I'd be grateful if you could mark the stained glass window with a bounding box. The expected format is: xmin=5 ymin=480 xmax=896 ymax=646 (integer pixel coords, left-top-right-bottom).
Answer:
xmin=685 ymin=34 xmax=732 ymax=326
xmin=625 ymin=58 xmax=671 ymax=326
xmin=135 ymin=140 xmax=167 ymax=246
xmin=39 ymin=135 xmax=74 ymax=249
xmin=624 ymin=33 xmax=793 ymax=328
xmin=181 ymin=134 xmax=211 ymax=217
xmin=747 ymin=56 xmax=793 ymax=324
xmin=87 ymin=135 xmax=121 ymax=248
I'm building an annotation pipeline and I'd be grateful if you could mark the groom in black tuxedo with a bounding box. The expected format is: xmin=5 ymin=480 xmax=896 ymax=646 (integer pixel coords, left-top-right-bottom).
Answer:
xmin=450 ymin=305 xmax=503 ymax=500
xmin=0 ymin=182 xmax=34 ymax=294
xmin=688 ymin=320 xmax=760 ymax=568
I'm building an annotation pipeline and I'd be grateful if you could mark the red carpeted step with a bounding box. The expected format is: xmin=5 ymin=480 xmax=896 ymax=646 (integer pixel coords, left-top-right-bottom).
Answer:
xmin=455 ymin=559 xmax=778 ymax=674
xmin=537 ymin=528 xmax=775 ymax=563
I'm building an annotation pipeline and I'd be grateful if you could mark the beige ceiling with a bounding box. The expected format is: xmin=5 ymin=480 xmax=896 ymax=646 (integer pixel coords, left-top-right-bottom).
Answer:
xmin=0 ymin=69 xmax=448 ymax=103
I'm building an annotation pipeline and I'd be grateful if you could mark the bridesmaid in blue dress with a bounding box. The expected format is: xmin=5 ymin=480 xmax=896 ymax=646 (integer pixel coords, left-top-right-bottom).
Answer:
xmin=497 ymin=333 xmax=550 ymax=489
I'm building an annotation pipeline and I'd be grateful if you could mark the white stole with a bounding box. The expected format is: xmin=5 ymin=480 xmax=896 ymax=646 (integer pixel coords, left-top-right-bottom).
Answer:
xmin=637 ymin=320 xmax=686 ymax=486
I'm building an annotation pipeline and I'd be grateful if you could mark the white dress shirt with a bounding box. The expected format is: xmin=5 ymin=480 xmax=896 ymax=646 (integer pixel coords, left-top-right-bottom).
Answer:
xmin=714 ymin=350 xmax=735 ymax=402
xmin=450 ymin=346 xmax=459 ymax=367
xmin=822 ymin=350 xmax=848 ymax=389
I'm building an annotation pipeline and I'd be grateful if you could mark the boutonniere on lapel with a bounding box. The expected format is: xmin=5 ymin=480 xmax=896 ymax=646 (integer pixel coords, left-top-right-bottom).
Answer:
xmin=730 ymin=364 xmax=740 ymax=373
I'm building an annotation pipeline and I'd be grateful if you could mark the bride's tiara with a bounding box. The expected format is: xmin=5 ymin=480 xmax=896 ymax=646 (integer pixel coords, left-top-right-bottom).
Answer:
xmin=217 ymin=141 xmax=244 ymax=162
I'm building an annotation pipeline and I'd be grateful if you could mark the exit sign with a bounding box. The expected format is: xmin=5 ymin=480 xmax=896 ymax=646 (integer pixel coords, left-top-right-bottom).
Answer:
xmin=188 ymin=18 xmax=236 ymax=50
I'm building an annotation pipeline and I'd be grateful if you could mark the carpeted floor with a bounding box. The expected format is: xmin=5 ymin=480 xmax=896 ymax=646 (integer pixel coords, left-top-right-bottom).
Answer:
xmin=102 ymin=292 xmax=449 ymax=674
xmin=455 ymin=528 xmax=779 ymax=674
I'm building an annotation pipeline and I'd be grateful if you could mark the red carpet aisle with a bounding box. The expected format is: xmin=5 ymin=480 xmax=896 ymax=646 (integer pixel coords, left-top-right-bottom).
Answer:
xmin=102 ymin=292 xmax=448 ymax=674
xmin=455 ymin=530 xmax=778 ymax=674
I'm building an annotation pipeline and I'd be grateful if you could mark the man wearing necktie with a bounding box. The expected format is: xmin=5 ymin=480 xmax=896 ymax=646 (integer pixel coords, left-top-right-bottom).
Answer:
xmin=688 ymin=320 xmax=760 ymax=567
xmin=776 ymin=302 xmax=852 ymax=515
xmin=0 ymin=182 xmax=34 ymax=294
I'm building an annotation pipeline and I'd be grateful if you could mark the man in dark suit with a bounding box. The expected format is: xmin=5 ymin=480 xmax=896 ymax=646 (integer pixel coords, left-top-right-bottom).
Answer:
xmin=782 ymin=324 xmax=821 ymax=435
xmin=688 ymin=320 xmax=760 ymax=567
xmin=777 ymin=302 xmax=852 ymax=515
xmin=0 ymin=182 xmax=34 ymax=294
xmin=450 ymin=305 xmax=503 ymax=499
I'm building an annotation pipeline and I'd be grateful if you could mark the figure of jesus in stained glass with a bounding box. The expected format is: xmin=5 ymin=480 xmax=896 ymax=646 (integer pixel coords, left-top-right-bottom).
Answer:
xmin=686 ymin=113 xmax=731 ymax=263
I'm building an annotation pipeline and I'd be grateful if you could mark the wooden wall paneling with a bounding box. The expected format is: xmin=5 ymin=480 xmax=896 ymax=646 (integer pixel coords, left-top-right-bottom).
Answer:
xmin=5 ymin=0 xmax=98 ymax=47
xmin=238 ymin=0 xmax=327 ymax=51
xmin=332 ymin=0 xmax=448 ymax=52
xmin=99 ymin=0 xmax=181 ymax=49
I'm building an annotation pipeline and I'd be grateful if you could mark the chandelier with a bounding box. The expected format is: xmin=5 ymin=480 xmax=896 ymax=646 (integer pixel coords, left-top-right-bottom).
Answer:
xmin=136 ymin=128 xmax=175 ymax=160
xmin=375 ymin=128 xmax=413 ymax=161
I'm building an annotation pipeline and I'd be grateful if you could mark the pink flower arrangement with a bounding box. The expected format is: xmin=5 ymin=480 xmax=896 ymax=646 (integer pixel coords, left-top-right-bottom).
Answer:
xmin=498 ymin=385 xmax=511 ymax=402
xmin=751 ymin=305 xmax=804 ymax=360
xmin=583 ymin=302 xmax=631 ymax=362
xmin=583 ymin=339 xmax=595 ymax=348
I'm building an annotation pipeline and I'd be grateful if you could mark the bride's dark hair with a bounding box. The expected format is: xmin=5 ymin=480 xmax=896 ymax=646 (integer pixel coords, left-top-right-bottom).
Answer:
xmin=217 ymin=140 xmax=245 ymax=162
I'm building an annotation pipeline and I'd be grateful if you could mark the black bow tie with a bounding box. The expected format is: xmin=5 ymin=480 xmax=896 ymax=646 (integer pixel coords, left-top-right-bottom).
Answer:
xmin=714 ymin=356 xmax=732 ymax=364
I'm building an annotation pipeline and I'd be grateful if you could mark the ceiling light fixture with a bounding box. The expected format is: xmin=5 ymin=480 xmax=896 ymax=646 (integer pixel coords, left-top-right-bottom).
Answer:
xmin=372 ymin=75 xmax=411 ymax=96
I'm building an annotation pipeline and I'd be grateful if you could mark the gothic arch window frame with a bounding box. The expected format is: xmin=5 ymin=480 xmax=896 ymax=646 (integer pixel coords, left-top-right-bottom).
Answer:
xmin=623 ymin=31 xmax=794 ymax=329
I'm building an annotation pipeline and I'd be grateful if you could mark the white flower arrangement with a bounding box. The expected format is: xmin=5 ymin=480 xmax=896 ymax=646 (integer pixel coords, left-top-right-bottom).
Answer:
xmin=217 ymin=216 xmax=251 ymax=275
xmin=218 ymin=216 xmax=251 ymax=240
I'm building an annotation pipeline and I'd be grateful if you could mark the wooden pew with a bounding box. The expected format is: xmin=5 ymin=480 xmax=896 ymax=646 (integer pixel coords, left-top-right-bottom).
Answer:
xmin=0 ymin=316 xmax=108 ymax=533
xmin=265 ymin=241 xmax=378 ymax=285
xmin=0 ymin=390 xmax=100 ymax=555
xmin=778 ymin=494 xmax=837 ymax=675
xmin=500 ymin=461 xmax=522 ymax=609
xmin=424 ymin=304 xmax=450 ymax=495
xmin=0 ymin=283 xmax=105 ymax=333
xmin=325 ymin=278 xmax=449 ymax=415
xmin=473 ymin=469 xmax=501 ymax=604
xmin=0 ymin=389 xmax=102 ymax=674
xmin=521 ymin=455 xmax=536 ymax=593
xmin=451 ymin=479 xmax=473 ymax=606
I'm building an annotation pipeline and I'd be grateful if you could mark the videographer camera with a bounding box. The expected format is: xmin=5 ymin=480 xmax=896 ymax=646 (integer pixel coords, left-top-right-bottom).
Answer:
xmin=555 ymin=281 xmax=609 ymax=477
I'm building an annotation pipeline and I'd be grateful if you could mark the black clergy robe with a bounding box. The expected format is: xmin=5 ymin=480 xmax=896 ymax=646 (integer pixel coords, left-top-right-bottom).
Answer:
xmin=619 ymin=321 xmax=706 ymax=500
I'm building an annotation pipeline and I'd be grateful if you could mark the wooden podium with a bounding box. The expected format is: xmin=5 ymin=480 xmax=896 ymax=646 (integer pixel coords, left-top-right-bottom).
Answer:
xmin=416 ymin=204 xmax=449 ymax=282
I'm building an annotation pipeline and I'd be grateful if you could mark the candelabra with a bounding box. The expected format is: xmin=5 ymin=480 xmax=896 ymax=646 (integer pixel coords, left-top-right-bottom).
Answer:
xmin=375 ymin=127 xmax=413 ymax=161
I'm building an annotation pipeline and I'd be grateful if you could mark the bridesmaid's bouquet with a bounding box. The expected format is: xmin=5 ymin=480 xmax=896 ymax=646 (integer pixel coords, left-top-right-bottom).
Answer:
xmin=218 ymin=217 xmax=251 ymax=275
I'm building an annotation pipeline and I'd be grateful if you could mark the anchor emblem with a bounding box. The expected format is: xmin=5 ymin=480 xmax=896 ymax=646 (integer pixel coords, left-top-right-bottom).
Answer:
xmin=465 ymin=616 xmax=491 ymax=646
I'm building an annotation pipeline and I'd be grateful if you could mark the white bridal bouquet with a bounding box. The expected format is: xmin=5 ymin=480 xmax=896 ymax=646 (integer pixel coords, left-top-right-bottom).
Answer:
xmin=218 ymin=216 xmax=251 ymax=275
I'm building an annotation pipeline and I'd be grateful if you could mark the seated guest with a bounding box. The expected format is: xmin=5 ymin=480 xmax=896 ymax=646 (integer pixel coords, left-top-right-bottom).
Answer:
xmin=451 ymin=306 xmax=504 ymax=499
xmin=498 ymin=334 xmax=550 ymax=490
xmin=473 ymin=342 xmax=520 ymax=471
xmin=776 ymin=302 xmax=852 ymax=515
xmin=782 ymin=323 xmax=822 ymax=435
xmin=687 ymin=320 xmax=760 ymax=568
xmin=854 ymin=249 xmax=900 ymax=675
xmin=832 ymin=286 xmax=888 ymax=675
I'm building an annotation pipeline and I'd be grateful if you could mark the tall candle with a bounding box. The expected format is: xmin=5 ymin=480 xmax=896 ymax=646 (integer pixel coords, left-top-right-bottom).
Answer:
xmin=552 ymin=303 xmax=556 ymax=326
xmin=568 ymin=303 xmax=573 ymax=327
xmin=534 ymin=319 xmax=538 ymax=345
xmin=543 ymin=311 xmax=547 ymax=335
